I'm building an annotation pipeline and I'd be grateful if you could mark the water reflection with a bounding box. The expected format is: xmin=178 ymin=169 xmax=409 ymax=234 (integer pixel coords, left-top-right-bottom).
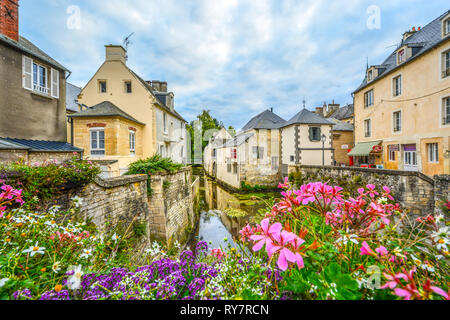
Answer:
xmin=194 ymin=174 xmax=273 ymax=248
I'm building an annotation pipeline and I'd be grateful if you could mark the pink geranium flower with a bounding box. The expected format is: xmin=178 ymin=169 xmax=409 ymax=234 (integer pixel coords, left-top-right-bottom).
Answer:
xmin=375 ymin=246 xmax=389 ymax=256
xmin=249 ymin=218 xmax=282 ymax=253
xmin=360 ymin=241 xmax=376 ymax=256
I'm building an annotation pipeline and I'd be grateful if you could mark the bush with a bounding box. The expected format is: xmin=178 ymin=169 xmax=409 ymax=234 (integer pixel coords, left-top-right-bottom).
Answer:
xmin=0 ymin=157 xmax=100 ymax=204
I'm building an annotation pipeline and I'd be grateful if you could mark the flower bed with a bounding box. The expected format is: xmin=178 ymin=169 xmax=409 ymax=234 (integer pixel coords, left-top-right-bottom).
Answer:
xmin=1 ymin=179 xmax=448 ymax=300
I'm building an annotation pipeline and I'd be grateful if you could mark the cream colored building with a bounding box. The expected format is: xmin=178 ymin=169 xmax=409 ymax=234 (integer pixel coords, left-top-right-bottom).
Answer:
xmin=352 ymin=11 xmax=450 ymax=176
xmin=203 ymin=127 xmax=233 ymax=176
xmin=281 ymin=108 xmax=334 ymax=168
xmin=71 ymin=45 xmax=188 ymax=175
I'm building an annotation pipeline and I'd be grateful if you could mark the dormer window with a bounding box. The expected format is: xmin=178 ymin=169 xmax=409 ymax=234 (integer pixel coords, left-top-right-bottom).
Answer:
xmin=397 ymin=49 xmax=406 ymax=64
xmin=367 ymin=70 xmax=373 ymax=81
xmin=444 ymin=18 xmax=450 ymax=36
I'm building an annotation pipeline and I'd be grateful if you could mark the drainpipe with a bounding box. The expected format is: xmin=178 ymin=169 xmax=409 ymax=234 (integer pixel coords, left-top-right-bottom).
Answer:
xmin=70 ymin=116 xmax=74 ymax=146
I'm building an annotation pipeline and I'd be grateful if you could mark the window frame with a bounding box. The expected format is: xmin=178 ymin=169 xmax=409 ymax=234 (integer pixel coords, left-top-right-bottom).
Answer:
xmin=364 ymin=89 xmax=374 ymax=108
xmin=444 ymin=97 xmax=450 ymax=125
xmin=99 ymin=80 xmax=107 ymax=93
xmin=388 ymin=145 xmax=397 ymax=162
xmin=125 ymin=81 xmax=132 ymax=93
xmin=427 ymin=143 xmax=439 ymax=163
xmin=442 ymin=49 xmax=450 ymax=79
xmin=309 ymin=127 xmax=322 ymax=142
xmin=129 ymin=130 xmax=136 ymax=155
xmin=364 ymin=119 xmax=372 ymax=138
xmin=397 ymin=49 xmax=406 ymax=64
xmin=163 ymin=113 xmax=168 ymax=134
xmin=90 ymin=128 xmax=105 ymax=156
xmin=32 ymin=62 xmax=48 ymax=94
xmin=392 ymin=75 xmax=402 ymax=97
xmin=393 ymin=110 xmax=402 ymax=133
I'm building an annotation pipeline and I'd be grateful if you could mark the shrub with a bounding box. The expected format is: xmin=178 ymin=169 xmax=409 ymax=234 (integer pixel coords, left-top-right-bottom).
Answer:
xmin=0 ymin=156 xmax=100 ymax=204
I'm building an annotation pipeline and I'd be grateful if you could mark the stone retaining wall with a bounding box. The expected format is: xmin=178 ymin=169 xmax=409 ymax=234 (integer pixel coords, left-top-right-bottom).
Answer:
xmin=54 ymin=168 xmax=198 ymax=247
xmin=287 ymin=165 xmax=449 ymax=216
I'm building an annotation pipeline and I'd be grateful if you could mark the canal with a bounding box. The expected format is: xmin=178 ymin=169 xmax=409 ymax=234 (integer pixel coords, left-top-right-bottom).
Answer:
xmin=191 ymin=173 xmax=279 ymax=250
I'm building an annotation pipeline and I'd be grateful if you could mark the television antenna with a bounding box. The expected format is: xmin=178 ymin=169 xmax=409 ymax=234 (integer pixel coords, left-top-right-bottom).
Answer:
xmin=123 ymin=32 xmax=135 ymax=61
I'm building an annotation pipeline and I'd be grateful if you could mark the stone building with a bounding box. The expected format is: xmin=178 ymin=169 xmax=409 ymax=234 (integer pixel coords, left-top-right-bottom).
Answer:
xmin=0 ymin=0 xmax=82 ymax=164
xmin=210 ymin=109 xmax=286 ymax=188
xmin=203 ymin=128 xmax=233 ymax=176
xmin=352 ymin=10 xmax=450 ymax=175
xmin=280 ymin=108 xmax=334 ymax=171
xmin=71 ymin=45 xmax=188 ymax=176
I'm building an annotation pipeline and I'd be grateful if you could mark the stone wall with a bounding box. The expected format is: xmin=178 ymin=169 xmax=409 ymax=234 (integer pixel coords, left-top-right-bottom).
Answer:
xmin=147 ymin=167 xmax=196 ymax=245
xmin=434 ymin=175 xmax=450 ymax=215
xmin=0 ymin=150 xmax=81 ymax=165
xmin=287 ymin=165 xmax=448 ymax=216
xmin=53 ymin=168 xmax=198 ymax=249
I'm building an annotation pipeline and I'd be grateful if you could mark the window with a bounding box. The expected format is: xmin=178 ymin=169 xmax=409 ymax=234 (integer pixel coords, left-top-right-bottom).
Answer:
xmin=428 ymin=143 xmax=439 ymax=163
xmin=272 ymin=156 xmax=279 ymax=170
xmin=445 ymin=18 xmax=450 ymax=35
xmin=393 ymin=111 xmax=402 ymax=132
xmin=227 ymin=159 xmax=232 ymax=173
xmin=163 ymin=113 xmax=168 ymax=133
xmin=367 ymin=70 xmax=373 ymax=81
xmin=51 ymin=69 xmax=59 ymax=98
xmin=444 ymin=97 xmax=450 ymax=124
xmin=129 ymin=131 xmax=136 ymax=155
xmin=290 ymin=155 xmax=295 ymax=163
xmin=159 ymin=145 xmax=166 ymax=157
xmin=393 ymin=75 xmax=402 ymax=96
xmin=364 ymin=90 xmax=374 ymax=108
xmin=364 ymin=119 xmax=371 ymax=137
xmin=232 ymin=163 xmax=238 ymax=174
xmin=252 ymin=146 xmax=264 ymax=159
xmin=389 ymin=145 xmax=397 ymax=162
xmin=397 ymin=49 xmax=406 ymax=64
xmin=125 ymin=81 xmax=132 ymax=93
xmin=309 ymin=127 xmax=321 ymax=141
xmin=90 ymin=129 xmax=105 ymax=156
xmin=99 ymin=81 xmax=107 ymax=93
xmin=442 ymin=50 xmax=450 ymax=78
xmin=32 ymin=62 xmax=48 ymax=94
xmin=212 ymin=149 xmax=217 ymax=157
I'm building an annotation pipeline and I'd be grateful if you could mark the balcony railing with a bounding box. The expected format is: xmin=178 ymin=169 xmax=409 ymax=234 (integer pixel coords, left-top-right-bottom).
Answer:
xmin=33 ymin=84 xmax=49 ymax=95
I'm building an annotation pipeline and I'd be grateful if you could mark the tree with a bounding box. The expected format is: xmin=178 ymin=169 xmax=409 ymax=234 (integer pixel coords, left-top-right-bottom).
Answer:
xmin=186 ymin=110 xmax=225 ymax=163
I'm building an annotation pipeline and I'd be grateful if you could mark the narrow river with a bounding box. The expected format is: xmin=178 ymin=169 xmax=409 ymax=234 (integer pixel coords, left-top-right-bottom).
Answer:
xmin=190 ymin=174 xmax=278 ymax=250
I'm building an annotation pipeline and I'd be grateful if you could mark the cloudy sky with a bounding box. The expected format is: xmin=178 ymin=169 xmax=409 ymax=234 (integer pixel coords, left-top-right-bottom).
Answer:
xmin=20 ymin=0 xmax=449 ymax=129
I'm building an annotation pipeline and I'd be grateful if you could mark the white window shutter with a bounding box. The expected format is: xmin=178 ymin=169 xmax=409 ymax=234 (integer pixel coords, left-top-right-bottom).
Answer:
xmin=51 ymin=68 xmax=59 ymax=98
xmin=22 ymin=56 xmax=32 ymax=90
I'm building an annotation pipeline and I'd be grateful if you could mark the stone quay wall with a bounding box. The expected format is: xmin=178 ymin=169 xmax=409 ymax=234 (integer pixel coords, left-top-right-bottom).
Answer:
xmin=287 ymin=165 xmax=449 ymax=216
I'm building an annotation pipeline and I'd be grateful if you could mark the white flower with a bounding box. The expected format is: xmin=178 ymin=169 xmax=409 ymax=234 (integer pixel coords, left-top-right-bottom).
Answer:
xmin=0 ymin=278 xmax=9 ymax=288
xmin=436 ymin=237 xmax=449 ymax=252
xmin=67 ymin=265 xmax=83 ymax=290
xmin=431 ymin=227 xmax=449 ymax=242
xmin=22 ymin=242 xmax=45 ymax=257
xmin=80 ymin=248 xmax=93 ymax=259
xmin=71 ymin=196 xmax=83 ymax=208
xmin=52 ymin=261 xmax=61 ymax=273
xmin=435 ymin=214 xmax=445 ymax=224
xmin=111 ymin=233 xmax=118 ymax=242
xmin=44 ymin=220 xmax=58 ymax=228
xmin=336 ymin=234 xmax=359 ymax=245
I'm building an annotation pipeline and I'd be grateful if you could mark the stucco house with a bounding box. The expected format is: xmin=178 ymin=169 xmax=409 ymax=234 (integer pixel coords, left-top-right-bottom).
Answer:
xmin=280 ymin=108 xmax=334 ymax=171
xmin=70 ymin=45 xmax=188 ymax=176
xmin=203 ymin=127 xmax=233 ymax=176
xmin=351 ymin=10 xmax=450 ymax=175
xmin=0 ymin=0 xmax=82 ymax=164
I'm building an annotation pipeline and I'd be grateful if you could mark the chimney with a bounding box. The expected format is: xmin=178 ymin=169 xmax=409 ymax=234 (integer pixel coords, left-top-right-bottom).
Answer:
xmin=315 ymin=107 xmax=324 ymax=117
xmin=0 ymin=0 xmax=19 ymax=41
xmin=402 ymin=27 xmax=417 ymax=41
xmin=105 ymin=45 xmax=127 ymax=64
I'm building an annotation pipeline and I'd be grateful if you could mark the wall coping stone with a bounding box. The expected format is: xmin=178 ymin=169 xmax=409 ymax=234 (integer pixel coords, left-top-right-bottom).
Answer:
xmin=94 ymin=174 xmax=148 ymax=188
xmin=296 ymin=165 xmax=435 ymax=186
xmin=149 ymin=167 xmax=192 ymax=177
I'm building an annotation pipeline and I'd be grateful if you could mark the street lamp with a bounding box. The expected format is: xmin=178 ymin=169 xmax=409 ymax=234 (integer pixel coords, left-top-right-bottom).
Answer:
xmin=321 ymin=134 xmax=327 ymax=166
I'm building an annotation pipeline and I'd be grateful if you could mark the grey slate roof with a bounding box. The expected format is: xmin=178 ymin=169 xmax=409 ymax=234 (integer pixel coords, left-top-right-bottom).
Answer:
xmin=354 ymin=10 xmax=450 ymax=93
xmin=66 ymin=83 xmax=82 ymax=112
xmin=283 ymin=108 xmax=334 ymax=127
xmin=242 ymin=109 xmax=286 ymax=131
xmin=68 ymin=101 xmax=145 ymax=125
xmin=328 ymin=104 xmax=354 ymax=120
xmin=329 ymin=118 xmax=354 ymax=131
xmin=216 ymin=133 xmax=254 ymax=149
xmin=0 ymin=138 xmax=82 ymax=152
xmin=0 ymin=35 xmax=69 ymax=72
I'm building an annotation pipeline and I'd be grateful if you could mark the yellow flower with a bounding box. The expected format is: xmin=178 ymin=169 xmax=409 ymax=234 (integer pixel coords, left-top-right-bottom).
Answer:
xmin=5 ymin=238 xmax=11 ymax=243
xmin=41 ymin=268 xmax=46 ymax=272
xmin=54 ymin=285 xmax=62 ymax=293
